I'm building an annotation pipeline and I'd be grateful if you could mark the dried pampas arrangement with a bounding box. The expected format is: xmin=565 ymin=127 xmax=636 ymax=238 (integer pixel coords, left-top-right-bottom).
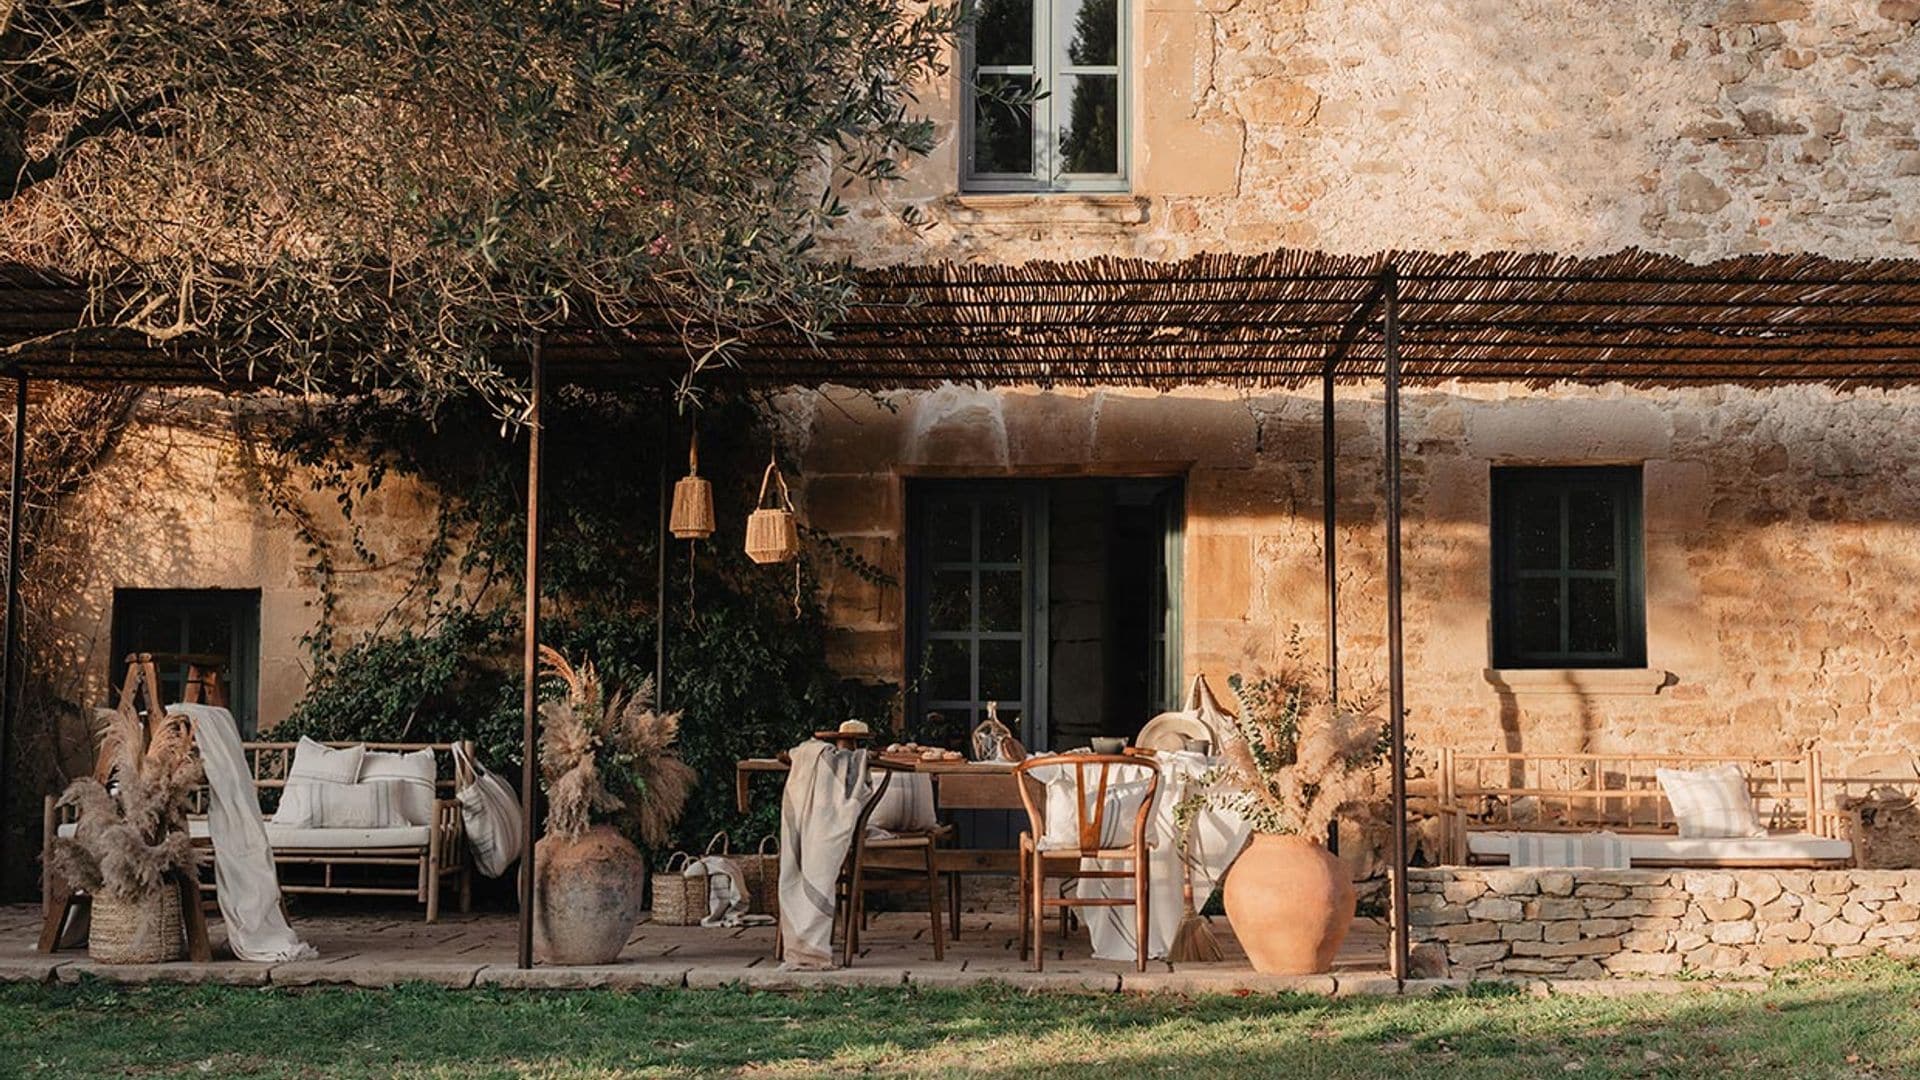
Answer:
xmin=538 ymin=645 xmax=695 ymax=847
xmin=49 ymin=706 xmax=204 ymax=903
xmin=1176 ymin=631 xmax=1389 ymax=844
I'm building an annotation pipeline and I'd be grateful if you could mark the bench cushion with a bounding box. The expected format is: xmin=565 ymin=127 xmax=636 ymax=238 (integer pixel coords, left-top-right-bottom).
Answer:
xmin=59 ymin=820 xmax=432 ymax=850
xmin=1467 ymin=830 xmax=1852 ymax=865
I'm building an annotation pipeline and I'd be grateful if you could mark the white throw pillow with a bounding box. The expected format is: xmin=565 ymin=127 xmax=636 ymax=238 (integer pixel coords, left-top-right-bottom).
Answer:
xmin=361 ymin=747 xmax=438 ymax=826
xmin=868 ymin=772 xmax=938 ymax=833
xmin=274 ymin=739 xmax=366 ymax=825
xmin=277 ymin=778 xmax=399 ymax=829
xmin=1037 ymin=765 xmax=1153 ymax=851
xmin=1656 ymin=764 xmax=1766 ymax=839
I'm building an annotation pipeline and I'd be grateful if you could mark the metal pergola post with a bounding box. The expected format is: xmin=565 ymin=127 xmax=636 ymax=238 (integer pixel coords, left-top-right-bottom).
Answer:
xmin=655 ymin=401 xmax=670 ymax=707
xmin=1381 ymin=269 xmax=1411 ymax=982
xmin=1322 ymin=360 xmax=1338 ymax=709
xmin=0 ymin=373 xmax=25 ymax=874
xmin=516 ymin=340 xmax=545 ymax=970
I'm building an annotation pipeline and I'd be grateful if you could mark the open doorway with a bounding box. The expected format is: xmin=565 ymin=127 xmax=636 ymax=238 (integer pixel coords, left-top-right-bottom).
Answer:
xmin=905 ymin=477 xmax=1183 ymax=754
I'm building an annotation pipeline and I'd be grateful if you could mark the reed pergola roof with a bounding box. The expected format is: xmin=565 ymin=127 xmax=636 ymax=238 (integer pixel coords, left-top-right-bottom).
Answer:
xmin=5 ymin=247 xmax=1920 ymax=389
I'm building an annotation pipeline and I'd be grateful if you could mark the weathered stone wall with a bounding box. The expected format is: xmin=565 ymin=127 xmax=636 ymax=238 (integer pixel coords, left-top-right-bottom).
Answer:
xmin=31 ymin=394 xmax=461 ymax=731
xmin=832 ymin=0 xmax=1920 ymax=265
xmin=1410 ymin=866 xmax=1920 ymax=979
xmin=778 ymin=380 xmax=1920 ymax=769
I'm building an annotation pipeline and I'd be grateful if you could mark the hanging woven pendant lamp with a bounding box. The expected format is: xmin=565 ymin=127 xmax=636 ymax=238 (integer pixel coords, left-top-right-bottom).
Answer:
xmin=669 ymin=430 xmax=715 ymax=540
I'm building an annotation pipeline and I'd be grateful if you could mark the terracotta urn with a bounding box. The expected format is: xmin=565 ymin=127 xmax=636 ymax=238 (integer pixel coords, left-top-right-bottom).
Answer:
xmin=1222 ymin=833 xmax=1356 ymax=975
xmin=533 ymin=824 xmax=647 ymax=965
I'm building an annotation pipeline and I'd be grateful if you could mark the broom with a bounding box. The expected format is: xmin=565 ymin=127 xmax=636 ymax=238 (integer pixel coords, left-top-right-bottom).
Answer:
xmin=1166 ymin=818 xmax=1224 ymax=963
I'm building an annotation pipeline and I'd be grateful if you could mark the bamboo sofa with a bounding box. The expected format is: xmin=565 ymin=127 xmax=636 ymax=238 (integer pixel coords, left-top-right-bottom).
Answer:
xmin=1433 ymin=750 xmax=1857 ymax=868
xmin=43 ymin=739 xmax=475 ymax=948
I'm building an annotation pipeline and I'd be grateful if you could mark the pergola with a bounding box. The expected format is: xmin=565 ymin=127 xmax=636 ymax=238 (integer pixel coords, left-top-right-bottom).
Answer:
xmin=6 ymin=246 xmax=1920 ymax=980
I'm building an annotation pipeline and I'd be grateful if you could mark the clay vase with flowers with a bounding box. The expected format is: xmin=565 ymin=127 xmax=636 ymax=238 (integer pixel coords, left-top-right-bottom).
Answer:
xmin=1193 ymin=663 xmax=1388 ymax=975
xmin=533 ymin=646 xmax=696 ymax=964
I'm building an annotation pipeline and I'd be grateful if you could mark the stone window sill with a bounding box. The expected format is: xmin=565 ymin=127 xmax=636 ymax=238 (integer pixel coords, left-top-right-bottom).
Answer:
xmin=943 ymin=194 xmax=1149 ymax=226
xmin=1482 ymin=668 xmax=1675 ymax=697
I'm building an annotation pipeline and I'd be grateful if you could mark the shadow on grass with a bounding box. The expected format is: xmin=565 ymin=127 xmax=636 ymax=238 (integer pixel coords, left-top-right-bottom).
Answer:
xmin=2 ymin=960 xmax=1917 ymax=1078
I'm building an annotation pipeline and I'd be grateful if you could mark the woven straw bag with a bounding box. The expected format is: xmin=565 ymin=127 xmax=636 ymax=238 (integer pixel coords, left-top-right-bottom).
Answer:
xmin=744 ymin=459 xmax=799 ymax=565
xmin=734 ymin=835 xmax=780 ymax=918
xmin=648 ymin=852 xmax=708 ymax=926
xmin=89 ymin=889 xmax=185 ymax=964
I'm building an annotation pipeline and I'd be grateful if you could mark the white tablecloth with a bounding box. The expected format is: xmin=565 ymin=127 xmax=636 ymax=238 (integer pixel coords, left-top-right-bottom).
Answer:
xmin=1072 ymin=751 xmax=1251 ymax=961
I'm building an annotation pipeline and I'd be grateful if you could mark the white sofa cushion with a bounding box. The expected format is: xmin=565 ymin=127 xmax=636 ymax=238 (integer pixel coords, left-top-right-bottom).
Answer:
xmin=276 ymin=779 xmax=399 ymax=830
xmin=1467 ymin=830 xmax=1852 ymax=865
xmin=1655 ymin=764 xmax=1766 ymax=839
xmin=361 ymin=748 xmax=438 ymax=826
xmin=59 ymin=819 xmax=432 ymax=850
xmin=286 ymin=737 xmax=365 ymax=785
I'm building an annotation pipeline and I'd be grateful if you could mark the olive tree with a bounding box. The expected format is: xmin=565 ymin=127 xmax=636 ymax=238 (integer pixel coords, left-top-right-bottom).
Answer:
xmin=0 ymin=0 xmax=957 ymax=412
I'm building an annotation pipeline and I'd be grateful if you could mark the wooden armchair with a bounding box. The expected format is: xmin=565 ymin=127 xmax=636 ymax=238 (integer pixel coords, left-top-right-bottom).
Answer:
xmin=1014 ymin=754 xmax=1159 ymax=972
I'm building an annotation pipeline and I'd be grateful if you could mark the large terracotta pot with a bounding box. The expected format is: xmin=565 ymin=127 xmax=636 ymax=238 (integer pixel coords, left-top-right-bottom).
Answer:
xmin=1222 ymin=833 xmax=1356 ymax=975
xmin=533 ymin=825 xmax=647 ymax=965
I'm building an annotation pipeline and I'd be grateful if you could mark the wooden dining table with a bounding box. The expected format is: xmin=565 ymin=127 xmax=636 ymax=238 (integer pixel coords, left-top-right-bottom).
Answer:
xmin=734 ymin=754 xmax=1041 ymax=935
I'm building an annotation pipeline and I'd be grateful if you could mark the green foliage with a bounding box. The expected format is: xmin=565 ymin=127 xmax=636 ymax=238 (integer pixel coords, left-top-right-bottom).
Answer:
xmin=270 ymin=390 xmax=897 ymax=857
xmin=12 ymin=960 xmax=1920 ymax=1077
xmin=7 ymin=0 xmax=959 ymax=413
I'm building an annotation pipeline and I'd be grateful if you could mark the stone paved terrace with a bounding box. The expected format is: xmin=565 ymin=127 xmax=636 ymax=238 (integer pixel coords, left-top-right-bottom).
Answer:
xmin=0 ymin=904 xmax=1407 ymax=995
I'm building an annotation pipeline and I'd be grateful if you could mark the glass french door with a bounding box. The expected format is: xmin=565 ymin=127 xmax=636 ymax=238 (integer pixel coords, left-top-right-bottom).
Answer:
xmin=908 ymin=483 xmax=1046 ymax=750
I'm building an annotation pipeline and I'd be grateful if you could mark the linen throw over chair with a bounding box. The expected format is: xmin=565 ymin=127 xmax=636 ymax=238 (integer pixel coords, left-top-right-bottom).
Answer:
xmin=774 ymin=765 xmax=948 ymax=967
xmin=1014 ymin=754 xmax=1160 ymax=972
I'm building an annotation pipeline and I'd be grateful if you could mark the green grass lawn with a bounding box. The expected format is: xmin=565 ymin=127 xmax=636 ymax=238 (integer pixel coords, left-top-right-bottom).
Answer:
xmin=4 ymin=961 xmax=1918 ymax=1079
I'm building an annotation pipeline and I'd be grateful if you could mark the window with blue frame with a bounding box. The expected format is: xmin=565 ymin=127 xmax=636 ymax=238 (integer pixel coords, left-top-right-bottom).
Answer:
xmin=964 ymin=0 xmax=1128 ymax=192
xmin=1490 ymin=467 xmax=1646 ymax=669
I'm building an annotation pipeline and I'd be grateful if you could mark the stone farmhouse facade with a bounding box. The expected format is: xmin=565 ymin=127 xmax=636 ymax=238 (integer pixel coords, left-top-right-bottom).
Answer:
xmin=37 ymin=1 xmax=1920 ymax=788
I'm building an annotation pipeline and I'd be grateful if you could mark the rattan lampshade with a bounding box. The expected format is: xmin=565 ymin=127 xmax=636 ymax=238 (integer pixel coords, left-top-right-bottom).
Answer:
xmin=669 ymin=432 xmax=715 ymax=541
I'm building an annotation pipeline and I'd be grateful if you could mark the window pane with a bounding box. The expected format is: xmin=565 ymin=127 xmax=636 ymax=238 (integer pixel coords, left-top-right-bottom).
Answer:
xmin=1057 ymin=0 xmax=1118 ymax=66
xmin=1568 ymin=579 xmax=1620 ymax=655
xmin=928 ymin=570 xmax=974 ymax=631
xmin=1567 ymin=487 xmax=1617 ymax=571
xmin=1057 ymin=74 xmax=1120 ymax=175
xmin=1514 ymin=578 xmax=1562 ymax=656
xmin=974 ymin=0 xmax=1032 ymax=66
xmin=1510 ymin=490 xmax=1560 ymax=572
xmin=187 ymin=609 xmax=234 ymax=657
xmin=979 ymin=571 xmax=1023 ymax=632
xmin=972 ymin=74 xmax=1035 ymax=175
xmin=978 ymin=498 xmax=1023 ymax=562
xmin=978 ymin=639 xmax=1024 ymax=704
xmin=926 ymin=640 xmax=974 ymax=702
xmin=923 ymin=499 xmax=971 ymax=563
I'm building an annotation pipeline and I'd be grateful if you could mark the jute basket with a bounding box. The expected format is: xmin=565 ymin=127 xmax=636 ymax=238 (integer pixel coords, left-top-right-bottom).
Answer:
xmin=669 ymin=434 xmax=715 ymax=541
xmin=740 ymin=835 xmax=780 ymax=918
xmin=744 ymin=459 xmax=799 ymax=564
xmin=89 ymin=889 xmax=185 ymax=965
xmin=649 ymin=851 xmax=709 ymax=926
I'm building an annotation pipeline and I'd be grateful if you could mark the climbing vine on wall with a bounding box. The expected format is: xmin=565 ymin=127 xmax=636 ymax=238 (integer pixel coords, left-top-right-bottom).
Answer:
xmin=260 ymin=389 xmax=896 ymax=851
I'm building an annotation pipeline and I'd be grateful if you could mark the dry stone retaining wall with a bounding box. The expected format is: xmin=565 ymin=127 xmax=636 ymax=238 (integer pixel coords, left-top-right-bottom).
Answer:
xmin=1409 ymin=866 xmax=1920 ymax=979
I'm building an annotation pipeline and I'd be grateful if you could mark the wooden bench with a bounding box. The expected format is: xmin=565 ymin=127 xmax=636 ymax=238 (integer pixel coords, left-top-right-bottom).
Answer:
xmin=42 ymin=739 xmax=474 ymax=955
xmin=1434 ymin=749 xmax=1853 ymax=868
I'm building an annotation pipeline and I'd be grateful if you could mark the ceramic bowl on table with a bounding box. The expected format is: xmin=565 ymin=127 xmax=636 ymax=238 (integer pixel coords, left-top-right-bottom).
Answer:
xmin=1089 ymin=736 xmax=1128 ymax=755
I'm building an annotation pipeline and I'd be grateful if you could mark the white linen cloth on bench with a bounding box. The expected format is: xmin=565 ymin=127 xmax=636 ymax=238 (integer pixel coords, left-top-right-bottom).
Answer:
xmin=170 ymin=703 xmax=318 ymax=963
xmin=1507 ymin=831 xmax=1632 ymax=869
xmin=776 ymin=740 xmax=875 ymax=970
xmin=1068 ymin=750 xmax=1252 ymax=962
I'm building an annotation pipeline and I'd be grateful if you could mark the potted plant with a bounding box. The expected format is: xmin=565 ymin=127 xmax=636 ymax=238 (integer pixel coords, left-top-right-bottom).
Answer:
xmin=534 ymin=646 xmax=695 ymax=965
xmin=1187 ymin=659 xmax=1387 ymax=975
xmin=48 ymin=708 xmax=204 ymax=964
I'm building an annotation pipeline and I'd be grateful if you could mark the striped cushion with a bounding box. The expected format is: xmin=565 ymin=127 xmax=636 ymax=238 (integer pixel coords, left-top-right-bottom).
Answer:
xmin=1656 ymin=764 xmax=1766 ymax=839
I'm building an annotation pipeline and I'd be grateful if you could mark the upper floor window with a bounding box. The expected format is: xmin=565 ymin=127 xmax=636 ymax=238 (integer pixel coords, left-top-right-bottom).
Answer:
xmin=1490 ymin=467 xmax=1645 ymax=670
xmin=963 ymin=0 xmax=1128 ymax=192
